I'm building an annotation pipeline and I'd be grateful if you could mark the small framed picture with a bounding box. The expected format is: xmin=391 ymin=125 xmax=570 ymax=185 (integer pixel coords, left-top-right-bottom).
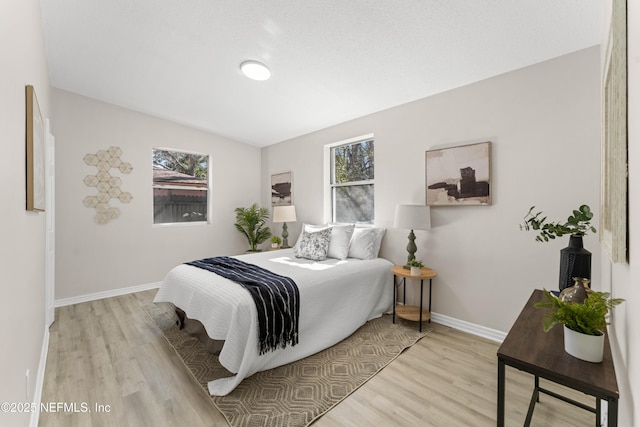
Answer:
xmin=425 ymin=141 xmax=491 ymax=206
xmin=271 ymin=172 xmax=292 ymax=206
xmin=26 ymin=85 xmax=45 ymax=211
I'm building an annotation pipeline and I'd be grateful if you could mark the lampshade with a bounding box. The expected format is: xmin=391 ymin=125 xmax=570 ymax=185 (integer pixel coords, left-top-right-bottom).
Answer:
xmin=273 ymin=205 xmax=297 ymax=223
xmin=393 ymin=205 xmax=431 ymax=230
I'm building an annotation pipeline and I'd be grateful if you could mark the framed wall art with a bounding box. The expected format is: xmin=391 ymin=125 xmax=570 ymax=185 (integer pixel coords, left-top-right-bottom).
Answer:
xmin=26 ymin=85 xmax=45 ymax=211
xmin=425 ymin=141 xmax=491 ymax=206
xmin=600 ymin=0 xmax=628 ymax=263
xmin=271 ymin=171 xmax=293 ymax=206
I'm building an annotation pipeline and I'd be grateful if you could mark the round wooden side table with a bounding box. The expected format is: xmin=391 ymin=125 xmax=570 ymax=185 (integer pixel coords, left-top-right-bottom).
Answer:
xmin=392 ymin=265 xmax=437 ymax=332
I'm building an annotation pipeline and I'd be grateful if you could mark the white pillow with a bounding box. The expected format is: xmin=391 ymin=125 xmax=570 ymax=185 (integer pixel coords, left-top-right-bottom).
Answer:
xmin=326 ymin=224 xmax=355 ymax=260
xmin=295 ymin=228 xmax=332 ymax=261
xmin=348 ymin=227 xmax=386 ymax=259
xmin=371 ymin=227 xmax=386 ymax=257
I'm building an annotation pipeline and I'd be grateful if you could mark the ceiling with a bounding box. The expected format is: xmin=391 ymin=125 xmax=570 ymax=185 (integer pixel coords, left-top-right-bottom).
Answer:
xmin=40 ymin=0 xmax=604 ymax=147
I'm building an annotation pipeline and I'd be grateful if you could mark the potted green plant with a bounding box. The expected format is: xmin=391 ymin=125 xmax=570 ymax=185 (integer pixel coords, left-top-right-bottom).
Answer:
xmin=234 ymin=203 xmax=272 ymax=252
xmin=270 ymin=235 xmax=282 ymax=249
xmin=407 ymin=259 xmax=424 ymax=276
xmin=520 ymin=204 xmax=596 ymax=290
xmin=535 ymin=289 xmax=624 ymax=363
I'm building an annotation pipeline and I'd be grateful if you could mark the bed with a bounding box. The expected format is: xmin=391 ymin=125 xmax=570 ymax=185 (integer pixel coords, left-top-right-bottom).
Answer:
xmin=153 ymin=226 xmax=392 ymax=396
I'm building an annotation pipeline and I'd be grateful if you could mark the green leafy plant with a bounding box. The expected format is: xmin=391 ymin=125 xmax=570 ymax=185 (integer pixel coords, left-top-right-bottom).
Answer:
xmin=534 ymin=289 xmax=624 ymax=336
xmin=270 ymin=235 xmax=282 ymax=245
xmin=407 ymin=259 xmax=424 ymax=268
xmin=520 ymin=204 xmax=597 ymax=242
xmin=234 ymin=203 xmax=271 ymax=252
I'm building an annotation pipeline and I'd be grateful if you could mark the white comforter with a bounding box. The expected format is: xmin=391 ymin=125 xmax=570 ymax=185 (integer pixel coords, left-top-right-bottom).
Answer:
xmin=153 ymin=249 xmax=393 ymax=396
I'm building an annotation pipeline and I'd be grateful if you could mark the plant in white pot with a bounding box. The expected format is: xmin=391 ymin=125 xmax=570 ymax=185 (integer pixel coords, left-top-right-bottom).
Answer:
xmin=270 ymin=235 xmax=282 ymax=249
xmin=534 ymin=289 xmax=624 ymax=363
xmin=407 ymin=259 xmax=424 ymax=276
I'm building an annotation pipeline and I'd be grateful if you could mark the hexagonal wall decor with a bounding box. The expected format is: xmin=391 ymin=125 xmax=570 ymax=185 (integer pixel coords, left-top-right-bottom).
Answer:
xmin=83 ymin=146 xmax=133 ymax=224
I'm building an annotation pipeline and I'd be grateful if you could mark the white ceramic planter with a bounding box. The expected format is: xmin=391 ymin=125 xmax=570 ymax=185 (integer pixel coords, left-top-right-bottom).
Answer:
xmin=410 ymin=266 xmax=421 ymax=276
xmin=563 ymin=325 xmax=604 ymax=363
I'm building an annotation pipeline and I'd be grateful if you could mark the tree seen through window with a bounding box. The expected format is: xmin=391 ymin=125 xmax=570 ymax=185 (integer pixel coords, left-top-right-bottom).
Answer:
xmin=152 ymin=149 xmax=209 ymax=224
xmin=331 ymin=139 xmax=374 ymax=223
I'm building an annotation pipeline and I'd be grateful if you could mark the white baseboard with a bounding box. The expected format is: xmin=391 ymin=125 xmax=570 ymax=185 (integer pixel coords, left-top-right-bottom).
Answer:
xmin=431 ymin=311 xmax=506 ymax=343
xmin=55 ymin=282 xmax=162 ymax=308
xmin=57 ymin=285 xmax=506 ymax=345
xmin=29 ymin=326 xmax=50 ymax=427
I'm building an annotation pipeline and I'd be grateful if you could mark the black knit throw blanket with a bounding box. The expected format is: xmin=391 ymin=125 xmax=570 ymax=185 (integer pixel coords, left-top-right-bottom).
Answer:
xmin=186 ymin=256 xmax=300 ymax=355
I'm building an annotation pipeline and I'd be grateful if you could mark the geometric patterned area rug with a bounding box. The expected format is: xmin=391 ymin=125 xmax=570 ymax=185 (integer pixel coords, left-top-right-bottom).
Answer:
xmin=144 ymin=302 xmax=430 ymax=427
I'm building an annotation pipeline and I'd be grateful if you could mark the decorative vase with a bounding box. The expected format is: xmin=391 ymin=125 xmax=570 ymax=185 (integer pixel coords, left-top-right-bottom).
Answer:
xmin=559 ymin=277 xmax=590 ymax=304
xmin=563 ymin=325 xmax=604 ymax=363
xmin=410 ymin=266 xmax=421 ymax=276
xmin=558 ymin=235 xmax=591 ymax=291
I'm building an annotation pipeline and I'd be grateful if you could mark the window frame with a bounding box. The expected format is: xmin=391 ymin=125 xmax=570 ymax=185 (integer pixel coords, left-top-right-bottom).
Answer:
xmin=323 ymin=134 xmax=375 ymax=224
xmin=152 ymin=147 xmax=211 ymax=226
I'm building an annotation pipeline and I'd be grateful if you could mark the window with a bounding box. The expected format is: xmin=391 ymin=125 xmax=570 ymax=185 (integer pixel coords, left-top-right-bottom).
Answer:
xmin=152 ymin=149 xmax=209 ymax=224
xmin=330 ymin=137 xmax=374 ymax=223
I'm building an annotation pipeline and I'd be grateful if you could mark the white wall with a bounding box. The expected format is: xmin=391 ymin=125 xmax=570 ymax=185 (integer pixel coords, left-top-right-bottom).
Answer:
xmin=600 ymin=1 xmax=640 ymax=425
xmin=263 ymin=47 xmax=601 ymax=333
xmin=51 ymin=89 xmax=262 ymax=300
xmin=0 ymin=0 xmax=50 ymax=425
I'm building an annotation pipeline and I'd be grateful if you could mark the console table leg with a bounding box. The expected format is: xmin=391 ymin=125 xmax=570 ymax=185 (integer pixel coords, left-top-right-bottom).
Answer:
xmin=523 ymin=375 xmax=540 ymax=427
xmin=524 ymin=390 xmax=538 ymax=427
xmin=608 ymin=398 xmax=618 ymax=427
xmin=497 ymin=357 xmax=505 ymax=427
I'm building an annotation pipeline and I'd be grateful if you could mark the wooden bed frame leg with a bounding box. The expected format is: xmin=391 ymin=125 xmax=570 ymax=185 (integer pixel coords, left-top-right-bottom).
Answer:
xmin=175 ymin=307 xmax=186 ymax=329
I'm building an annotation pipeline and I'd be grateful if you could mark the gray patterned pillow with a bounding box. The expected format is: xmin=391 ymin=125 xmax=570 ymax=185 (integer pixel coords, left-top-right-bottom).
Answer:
xmin=295 ymin=228 xmax=332 ymax=261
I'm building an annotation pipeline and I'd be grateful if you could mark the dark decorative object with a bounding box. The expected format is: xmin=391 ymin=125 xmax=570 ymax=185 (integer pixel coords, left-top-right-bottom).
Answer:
xmin=559 ymin=277 xmax=591 ymax=304
xmin=521 ymin=205 xmax=596 ymax=291
xmin=559 ymin=238 xmax=592 ymax=291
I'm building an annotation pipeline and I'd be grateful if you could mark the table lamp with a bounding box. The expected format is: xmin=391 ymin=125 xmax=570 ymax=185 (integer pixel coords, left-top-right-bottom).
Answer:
xmin=273 ymin=205 xmax=297 ymax=248
xmin=393 ymin=204 xmax=431 ymax=268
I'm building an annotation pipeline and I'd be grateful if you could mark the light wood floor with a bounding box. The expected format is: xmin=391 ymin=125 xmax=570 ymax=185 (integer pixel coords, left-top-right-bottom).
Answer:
xmin=40 ymin=290 xmax=596 ymax=427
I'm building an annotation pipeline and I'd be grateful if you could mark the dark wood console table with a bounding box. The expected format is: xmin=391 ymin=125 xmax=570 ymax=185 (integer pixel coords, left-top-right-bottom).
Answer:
xmin=497 ymin=289 xmax=619 ymax=426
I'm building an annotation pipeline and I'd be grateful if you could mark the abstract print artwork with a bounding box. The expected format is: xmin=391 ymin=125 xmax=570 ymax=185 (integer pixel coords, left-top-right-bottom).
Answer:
xmin=271 ymin=171 xmax=292 ymax=206
xmin=425 ymin=141 xmax=491 ymax=206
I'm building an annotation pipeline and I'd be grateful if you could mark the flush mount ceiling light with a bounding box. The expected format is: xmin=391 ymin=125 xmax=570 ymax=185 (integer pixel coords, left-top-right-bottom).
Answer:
xmin=240 ymin=60 xmax=271 ymax=81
